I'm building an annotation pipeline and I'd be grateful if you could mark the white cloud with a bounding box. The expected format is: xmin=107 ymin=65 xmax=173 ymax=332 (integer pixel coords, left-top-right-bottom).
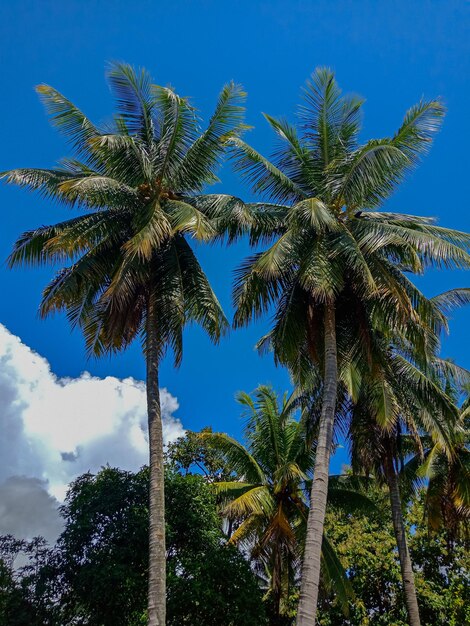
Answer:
xmin=0 ymin=323 xmax=185 ymax=540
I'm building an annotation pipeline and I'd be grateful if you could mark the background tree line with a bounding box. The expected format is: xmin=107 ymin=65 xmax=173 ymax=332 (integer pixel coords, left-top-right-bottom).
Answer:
xmin=0 ymin=387 xmax=468 ymax=625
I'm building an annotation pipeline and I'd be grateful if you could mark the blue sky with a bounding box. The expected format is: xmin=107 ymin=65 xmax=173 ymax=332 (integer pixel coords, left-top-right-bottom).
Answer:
xmin=1 ymin=0 xmax=469 ymax=472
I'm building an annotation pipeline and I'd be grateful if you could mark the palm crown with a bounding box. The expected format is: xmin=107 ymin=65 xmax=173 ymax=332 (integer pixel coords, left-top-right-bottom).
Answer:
xmin=343 ymin=311 xmax=468 ymax=626
xmin=409 ymin=392 xmax=470 ymax=539
xmin=231 ymin=68 xmax=470 ymax=378
xmin=202 ymin=386 xmax=313 ymax=618
xmin=3 ymin=63 xmax=247 ymax=361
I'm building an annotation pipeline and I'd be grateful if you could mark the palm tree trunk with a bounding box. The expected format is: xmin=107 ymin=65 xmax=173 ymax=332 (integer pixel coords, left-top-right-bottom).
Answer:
xmin=384 ymin=454 xmax=421 ymax=626
xmin=296 ymin=303 xmax=338 ymax=626
xmin=146 ymin=293 xmax=166 ymax=626
xmin=272 ymin=546 xmax=283 ymax=622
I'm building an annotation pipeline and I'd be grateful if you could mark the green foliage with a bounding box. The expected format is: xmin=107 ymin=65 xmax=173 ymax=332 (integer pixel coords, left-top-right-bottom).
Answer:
xmin=165 ymin=427 xmax=233 ymax=481
xmin=56 ymin=467 xmax=149 ymax=625
xmin=3 ymin=63 xmax=247 ymax=362
xmin=317 ymin=488 xmax=470 ymax=625
xmin=2 ymin=63 xmax=246 ymax=625
xmin=0 ymin=536 xmax=58 ymax=626
xmin=200 ymin=387 xmax=313 ymax=620
xmin=3 ymin=63 xmax=470 ymax=626
xmin=198 ymin=386 xmax=360 ymax=622
xmin=418 ymin=397 xmax=470 ymax=538
xmin=409 ymin=495 xmax=470 ymax=626
xmin=0 ymin=562 xmax=40 ymax=626
xmin=3 ymin=480 xmax=468 ymax=626
xmin=0 ymin=467 xmax=266 ymax=625
xmin=168 ymin=545 xmax=266 ymax=625
xmin=229 ymin=67 xmax=470 ymax=393
xmin=164 ymin=471 xmax=267 ymax=625
xmin=229 ymin=77 xmax=468 ymax=622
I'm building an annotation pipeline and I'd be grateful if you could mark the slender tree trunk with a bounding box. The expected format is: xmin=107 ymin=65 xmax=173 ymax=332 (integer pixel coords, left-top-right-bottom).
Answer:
xmin=146 ymin=294 xmax=166 ymax=626
xmin=272 ymin=546 xmax=283 ymax=622
xmin=296 ymin=304 xmax=338 ymax=626
xmin=384 ymin=454 xmax=421 ymax=626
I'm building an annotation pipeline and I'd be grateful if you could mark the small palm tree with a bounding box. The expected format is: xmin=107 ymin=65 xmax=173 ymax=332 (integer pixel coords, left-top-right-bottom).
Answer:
xmin=201 ymin=385 xmax=370 ymax=623
xmin=229 ymin=68 xmax=470 ymax=625
xmin=2 ymin=63 xmax=246 ymax=626
xmin=203 ymin=386 xmax=313 ymax=622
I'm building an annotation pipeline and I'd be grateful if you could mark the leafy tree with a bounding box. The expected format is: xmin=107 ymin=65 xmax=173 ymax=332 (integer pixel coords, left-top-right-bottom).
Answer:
xmin=165 ymin=471 xmax=267 ymax=625
xmin=0 ymin=560 xmax=39 ymax=625
xmin=317 ymin=487 xmax=470 ymax=625
xmin=48 ymin=467 xmax=266 ymax=625
xmin=229 ymin=67 xmax=470 ymax=625
xmin=419 ymin=393 xmax=470 ymax=539
xmin=407 ymin=492 xmax=470 ymax=626
xmin=2 ymin=63 xmax=246 ymax=625
xmin=318 ymin=487 xmax=408 ymax=625
xmin=54 ymin=467 xmax=149 ymax=625
xmin=0 ymin=536 xmax=57 ymax=625
xmin=165 ymin=427 xmax=232 ymax=481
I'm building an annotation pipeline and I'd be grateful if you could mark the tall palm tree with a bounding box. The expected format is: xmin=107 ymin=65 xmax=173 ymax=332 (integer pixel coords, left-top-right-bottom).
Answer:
xmin=409 ymin=392 xmax=470 ymax=542
xmin=201 ymin=385 xmax=372 ymax=624
xmin=2 ymin=63 xmax=246 ymax=626
xmin=404 ymin=294 xmax=470 ymax=543
xmin=229 ymin=68 xmax=470 ymax=625
xmin=423 ymin=436 xmax=470 ymax=542
xmin=347 ymin=327 xmax=466 ymax=625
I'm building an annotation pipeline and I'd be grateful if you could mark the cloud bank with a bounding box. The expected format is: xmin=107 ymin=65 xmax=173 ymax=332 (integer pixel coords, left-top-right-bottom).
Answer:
xmin=0 ymin=323 xmax=184 ymax=541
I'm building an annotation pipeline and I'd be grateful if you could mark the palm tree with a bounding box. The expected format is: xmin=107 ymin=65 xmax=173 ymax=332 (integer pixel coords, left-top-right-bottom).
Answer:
xmin=347 ymin=327 xmax=465 ymax=624
xmin=2 ymin=63 xmax=246 ymax=626
xmin=203 ymin=386 xmax=313 ymax=623
xmin=201 ymin=385 xmax=372 ymax=624
xmin=229 ymin=68 xmax=470 ymax=625
xmin=411 ymin=393 xmax=470 ymax=542
xmin=403 ymin=294 xmax=470 ymax=544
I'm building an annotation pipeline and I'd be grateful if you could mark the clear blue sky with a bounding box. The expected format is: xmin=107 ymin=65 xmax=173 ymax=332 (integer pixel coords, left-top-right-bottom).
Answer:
xmin=1 ymin=0 xmax=469 ymax=471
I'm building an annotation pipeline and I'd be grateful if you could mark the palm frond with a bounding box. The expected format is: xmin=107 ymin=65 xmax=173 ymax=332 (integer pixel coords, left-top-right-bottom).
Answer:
xmin=263 ymin=114 xmax=319 ymax=193
xmin=107 ymin=61 xmax=156 ymax=144
xmin=57 ymin=174 xmax=140 ymax=210
xmin=299 ymin=67 xmax=361 ymax=170
xmin=171 ymin=236 xmax=228 ymax=344
xmin=199 ymin=432 xmax=266 ymax=484
xmin=232 ymin=252 xmax=287 ymax=328
xmin=0 ymin=167 xmax=81 ymax=204
xmin=431 ymin=288 xmax=470 ymax=314
xmin=321 ymin=533 xmax=354 ymax=614
xmin=176 ymin=81 xmax=246 ymax=191
xmin=391 ymin=99 xmax=445 ymax=166
xmin=230 ymin=137 xmax=307 ymax=203
xmin=333 ymin=140 xmax=409 ymax=209
xmin=166 ymin=199 xmax=216 ymax=240
xmin=223 ymin=485 xmax=274 ymax=518
xmin=36 ymin=84 xmax=101 ymax=161
xmin=289 ymin=197 xmax=339 ymax=232
xmin=153 ymin=85 xmax=197 ymax=181
xmin=88 ymin=133 xmax=153 ymax=185
xmin=121 ymin=199 xmax=172 ymax=260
